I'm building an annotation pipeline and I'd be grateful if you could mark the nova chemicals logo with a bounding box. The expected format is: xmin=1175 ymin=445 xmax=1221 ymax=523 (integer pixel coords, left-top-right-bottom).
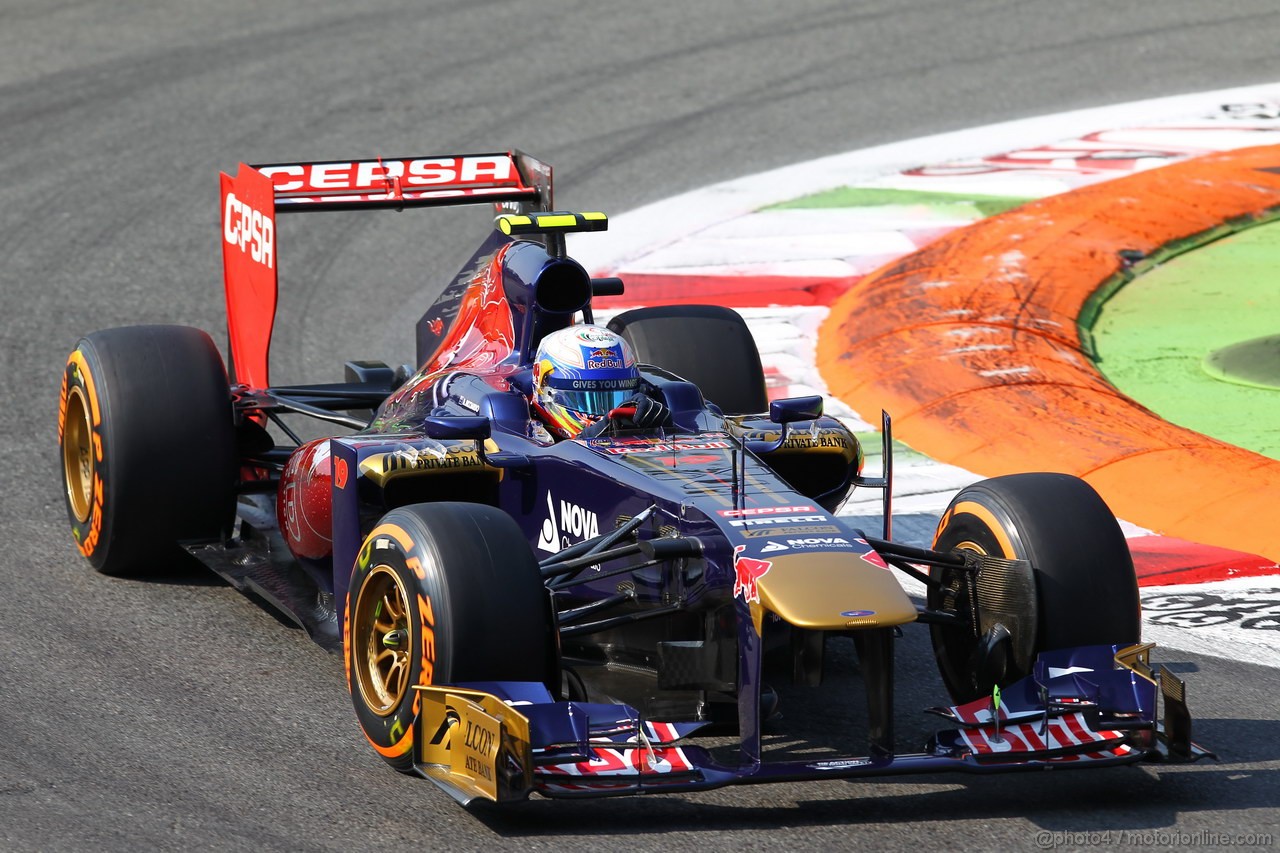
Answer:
xmin=536 ymin=491 xmax=600 ymax=553
xmin=760 ymin=536 xmax=851 ymax=553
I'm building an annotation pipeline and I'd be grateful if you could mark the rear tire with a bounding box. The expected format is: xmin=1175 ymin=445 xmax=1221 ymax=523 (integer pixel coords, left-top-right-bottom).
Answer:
xmin=929 ymin=473 xmax=1140 ymax=702
xmin=345 ymin=502 xmax=556 ymax=772
xmin=58 ymin=325 xmax=237 ymax=576
xmin=607 ymin=305 xmax=768 ymax=414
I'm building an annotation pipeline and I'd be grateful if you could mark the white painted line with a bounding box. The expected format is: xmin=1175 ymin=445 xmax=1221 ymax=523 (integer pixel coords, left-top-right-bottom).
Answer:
xmin=571 ymin=82 xmax=1280 ymax=272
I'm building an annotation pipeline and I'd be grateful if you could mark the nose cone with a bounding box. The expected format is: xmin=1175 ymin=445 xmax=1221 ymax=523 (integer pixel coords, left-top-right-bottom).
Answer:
xmin=753 ymin=549 xmax=917 ymax=630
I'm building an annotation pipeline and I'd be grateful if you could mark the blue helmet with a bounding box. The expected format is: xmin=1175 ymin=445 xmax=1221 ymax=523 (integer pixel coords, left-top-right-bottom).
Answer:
xmin=532 ymin=325 xmax=640 ymax=438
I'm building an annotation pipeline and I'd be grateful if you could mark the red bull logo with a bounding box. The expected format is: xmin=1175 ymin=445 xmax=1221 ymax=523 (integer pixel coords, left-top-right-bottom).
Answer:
xmin=732 ymin=545 xmax=772 ymax=604
xmin=584 ymin=346 xmax=624 ymax=370
xmin=854 ymin=538 xmax=891 ymax=570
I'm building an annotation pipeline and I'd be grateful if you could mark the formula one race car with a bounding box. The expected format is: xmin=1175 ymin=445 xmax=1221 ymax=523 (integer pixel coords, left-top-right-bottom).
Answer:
xmin=57 ymin=151 xmax=1212 ymax=805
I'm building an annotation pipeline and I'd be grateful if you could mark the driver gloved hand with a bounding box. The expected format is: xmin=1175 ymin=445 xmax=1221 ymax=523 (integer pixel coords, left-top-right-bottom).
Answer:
xmin=624 ymin=393 xmax=668 ymax=428
xmin=578 ymin=393 xmax=671 ymax=439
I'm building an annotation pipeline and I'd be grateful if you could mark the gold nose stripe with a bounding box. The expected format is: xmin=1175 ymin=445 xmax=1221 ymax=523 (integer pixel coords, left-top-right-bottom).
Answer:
xmin=755 ymin=551 xmax=916 ymax=630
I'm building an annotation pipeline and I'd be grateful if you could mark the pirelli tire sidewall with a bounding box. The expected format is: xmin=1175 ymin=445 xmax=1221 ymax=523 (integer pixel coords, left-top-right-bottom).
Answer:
xmin=345 ymin=503 xmax=554 ymax=774
xmin=60 ymin=346 xmax=116 ymax=571
xmin=58 ymin=325 xmax=236 ymax=575
xmin=930 ymin=472 xmax=1141 ymax=700
xmin=345 ymin=520 xmax=444 ymax=773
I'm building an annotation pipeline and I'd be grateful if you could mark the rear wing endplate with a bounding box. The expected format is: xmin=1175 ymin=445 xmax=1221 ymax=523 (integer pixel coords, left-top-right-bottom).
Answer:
xmin=219 ymin=151 xmax=551 ymax=388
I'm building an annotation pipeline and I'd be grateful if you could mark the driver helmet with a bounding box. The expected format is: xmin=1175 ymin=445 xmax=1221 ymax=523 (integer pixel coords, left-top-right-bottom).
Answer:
xmin=532 ymin=325 xmax=640 ymax=438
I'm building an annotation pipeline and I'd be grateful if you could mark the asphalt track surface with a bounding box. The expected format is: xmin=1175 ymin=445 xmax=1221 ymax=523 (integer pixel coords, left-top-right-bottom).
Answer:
xmin=3 ymin=2 xmax=1280 ymax=850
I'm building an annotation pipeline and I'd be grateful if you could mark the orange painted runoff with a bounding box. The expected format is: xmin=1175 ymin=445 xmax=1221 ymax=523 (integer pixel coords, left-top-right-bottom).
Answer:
xmin=817 ymin=145 xmax=1280 ymax=561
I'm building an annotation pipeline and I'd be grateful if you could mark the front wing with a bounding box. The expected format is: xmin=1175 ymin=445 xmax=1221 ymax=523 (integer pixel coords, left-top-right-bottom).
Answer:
xmin=411 ymin=644 xmax=1213 ymax=804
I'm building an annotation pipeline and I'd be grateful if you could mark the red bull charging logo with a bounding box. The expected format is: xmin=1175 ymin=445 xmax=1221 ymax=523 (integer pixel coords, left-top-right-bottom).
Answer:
xmin=732 ymin=545 xmax=772 ymax=604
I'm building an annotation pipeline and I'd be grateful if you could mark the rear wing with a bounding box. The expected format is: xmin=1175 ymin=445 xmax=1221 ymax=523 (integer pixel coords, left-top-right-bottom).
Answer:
xmin=219 ymin=151 xmax=552 ymax=389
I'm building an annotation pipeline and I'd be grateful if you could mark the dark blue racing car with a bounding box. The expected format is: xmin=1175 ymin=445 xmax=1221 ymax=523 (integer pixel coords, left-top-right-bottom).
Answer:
xmin=57 ymin=151 xmax=1211 ymax=806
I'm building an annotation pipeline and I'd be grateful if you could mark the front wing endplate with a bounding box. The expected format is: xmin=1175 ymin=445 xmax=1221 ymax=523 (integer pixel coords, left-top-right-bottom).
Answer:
xmin=414 ymin=685 xmax=534 ymax=804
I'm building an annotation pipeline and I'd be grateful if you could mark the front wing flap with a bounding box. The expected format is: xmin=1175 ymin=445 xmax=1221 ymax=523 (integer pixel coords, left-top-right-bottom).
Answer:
xmin=928 ymin=644 xmax=1215 ymax=763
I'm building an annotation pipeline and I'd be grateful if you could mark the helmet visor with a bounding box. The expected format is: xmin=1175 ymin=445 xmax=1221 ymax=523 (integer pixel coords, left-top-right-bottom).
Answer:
xmin=548 ymin=386 xmax=636 ymax=419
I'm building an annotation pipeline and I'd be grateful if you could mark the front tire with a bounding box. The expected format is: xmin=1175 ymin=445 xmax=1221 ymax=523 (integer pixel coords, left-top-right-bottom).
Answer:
xmin=58 ymin=325 xmax=237 ymax=576
xmin=345 ymin=502 xmax=556 ymax=772
xmin=929 ymin=473 xmax=1140 ymax=702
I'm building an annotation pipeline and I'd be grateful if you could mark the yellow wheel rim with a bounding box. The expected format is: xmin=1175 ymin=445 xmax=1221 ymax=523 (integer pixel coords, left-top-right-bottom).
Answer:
xmin=63 ymin=386 xmax=94 ymax=523
xmin=352 ymin=565 xmax=413 ymax=716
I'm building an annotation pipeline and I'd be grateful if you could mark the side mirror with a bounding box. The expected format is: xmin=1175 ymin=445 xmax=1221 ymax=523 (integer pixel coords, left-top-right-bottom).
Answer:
xmin=423 ymin=416 xmax=530 ymax=470
xmin=746 ymin=395 xmax=825 ymax=455
xmin=423 ymin=416 xmax=491 ymax=441
xmin=769 ymin=395 xmax=823 ymax=425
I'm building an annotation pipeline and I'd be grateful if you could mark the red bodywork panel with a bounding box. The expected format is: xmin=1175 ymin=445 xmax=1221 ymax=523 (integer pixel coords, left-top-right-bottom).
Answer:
xmin=278 ymin=437 xmax=333 ymax=560
xmin=380 ymin=243 xmax=520 ymax=413
xmin=220 ymin=165 xmax=278 ymax=389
